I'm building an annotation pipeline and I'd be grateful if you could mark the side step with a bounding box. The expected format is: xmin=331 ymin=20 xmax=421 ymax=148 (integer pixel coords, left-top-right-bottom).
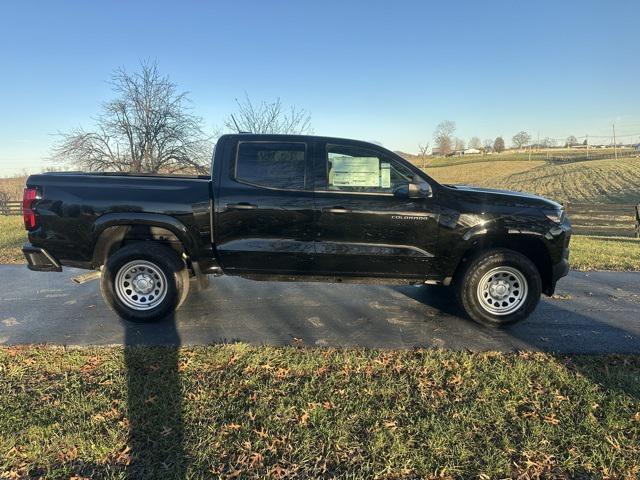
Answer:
xmin=72 ymin=271 xmax=101 ymax=284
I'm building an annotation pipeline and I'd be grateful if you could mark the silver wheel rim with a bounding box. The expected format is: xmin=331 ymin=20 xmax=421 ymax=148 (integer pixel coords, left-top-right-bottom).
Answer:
xmin=476 ymin=266 xmax=528 ymax=316
xmin=115 ymin=260 xmax=168 ymax=311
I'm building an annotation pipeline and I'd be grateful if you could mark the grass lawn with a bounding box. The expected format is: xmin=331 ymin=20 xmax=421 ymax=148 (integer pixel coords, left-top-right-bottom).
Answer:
xmin=0 ymin=345 xmax=639 ymax=478
xmin=0 ymin=216 xmax=24 ymax=264
xmin=1 ymin=214 xmax=638 ymax=271
xmin=570 ymin=236 xmax=640 ymax=271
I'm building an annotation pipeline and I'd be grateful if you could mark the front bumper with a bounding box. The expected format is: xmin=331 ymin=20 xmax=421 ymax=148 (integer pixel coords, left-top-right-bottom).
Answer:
xmin=546 ymin=245 xmax=570 ymax=295
xmin=552 ymin=255 xmax=570 ymax=281
xmin=22 ymin=244 xmax=62 ymax=272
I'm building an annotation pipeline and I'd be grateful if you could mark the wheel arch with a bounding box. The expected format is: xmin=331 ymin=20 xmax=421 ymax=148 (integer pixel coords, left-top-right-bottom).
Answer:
xmin=91 ymin=213 xmax=197 ymax=268
xmin=452 ymin=233 xmax=554 ymax=295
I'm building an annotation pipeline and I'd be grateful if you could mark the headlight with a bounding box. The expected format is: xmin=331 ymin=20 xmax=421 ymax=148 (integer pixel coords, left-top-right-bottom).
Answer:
xmin=541 ymin=207 xmax=565 ymax=224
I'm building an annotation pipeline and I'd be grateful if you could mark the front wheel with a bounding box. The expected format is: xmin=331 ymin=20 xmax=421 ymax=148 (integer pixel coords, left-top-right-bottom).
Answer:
xmin=455 ymin=249 xmax=541 ymax=326
xmin=100 ymin=242 xmax=190 ymax=322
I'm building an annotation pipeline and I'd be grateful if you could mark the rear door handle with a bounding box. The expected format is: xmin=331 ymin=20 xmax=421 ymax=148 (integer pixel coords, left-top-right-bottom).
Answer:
xmin=322 ymin=206 xmax=350 ymax=214
xmin=226 ymin=202 xmax=258 ymax=210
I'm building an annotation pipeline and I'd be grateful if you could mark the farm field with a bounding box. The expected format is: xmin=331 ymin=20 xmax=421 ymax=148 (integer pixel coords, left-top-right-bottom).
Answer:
xmin=426 ymin=156 xmax=640 ymax=204
xmin=403 ymin=147 xmax=635 ymax=169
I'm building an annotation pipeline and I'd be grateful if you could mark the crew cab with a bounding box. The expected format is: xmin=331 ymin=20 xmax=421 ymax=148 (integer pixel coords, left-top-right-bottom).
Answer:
xmin=22 ymin=134 xmax=571 ymax=326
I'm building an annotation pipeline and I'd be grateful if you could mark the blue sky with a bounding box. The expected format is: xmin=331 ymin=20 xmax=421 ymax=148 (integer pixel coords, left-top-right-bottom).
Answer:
xmin=1 ymin=0 xmax=640 ymax=175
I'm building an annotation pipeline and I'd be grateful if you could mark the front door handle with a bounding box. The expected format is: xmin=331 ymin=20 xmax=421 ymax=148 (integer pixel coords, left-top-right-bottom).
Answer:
xmin=322 ymin=206 xmax=350 ymax=214
xmin=226 ymin=202 xmax=258 ymax=210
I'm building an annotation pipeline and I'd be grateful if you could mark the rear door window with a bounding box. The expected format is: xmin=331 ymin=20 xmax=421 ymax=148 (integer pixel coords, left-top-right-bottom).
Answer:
xmin=235 ymin=142 xmax=306 ymax=190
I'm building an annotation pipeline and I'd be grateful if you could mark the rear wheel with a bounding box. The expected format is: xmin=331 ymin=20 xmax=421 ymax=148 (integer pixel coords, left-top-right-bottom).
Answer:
xmin=100 ymin=242 xmax=190 ymax=322
xmin=455 ymin=249 xmax=541 ymax=326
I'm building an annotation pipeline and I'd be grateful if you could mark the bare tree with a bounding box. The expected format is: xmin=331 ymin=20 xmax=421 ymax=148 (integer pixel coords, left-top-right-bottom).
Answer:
xmin=454 ymin=137 xmax=466 ymax=152
xmin=468 ymin=137 xmax=482 ymax=150
xmin=493 ymin=136 xmax=505 ymax=153
xmin=512 ymin=131 xmax=531 ymax=149
xmin=52 ymin=61 xmax=213 ymax=174
xmin=224 ymin=94 xmax=312 ymax=134
xmin=565 ymin=135 xmax=578 ymax=147
xmin=483 ymin=138 xmax=493 ymax=151
xmin=541 ymin=137 xmax=556 ymax=148
xmin=418 ymin=142 xmax=430 ymax=169
xmin=433 ymin=120 xmax=456 ymax=155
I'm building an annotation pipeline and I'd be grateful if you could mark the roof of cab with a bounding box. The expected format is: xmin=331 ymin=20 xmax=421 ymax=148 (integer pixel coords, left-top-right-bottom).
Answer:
xmin=217 ymin=133 xmax=384 ymax=149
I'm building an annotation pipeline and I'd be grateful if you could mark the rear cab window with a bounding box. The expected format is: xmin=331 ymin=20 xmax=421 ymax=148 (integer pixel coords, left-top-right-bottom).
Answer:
xmin=235 ymin=142 xmax=307 ymax=190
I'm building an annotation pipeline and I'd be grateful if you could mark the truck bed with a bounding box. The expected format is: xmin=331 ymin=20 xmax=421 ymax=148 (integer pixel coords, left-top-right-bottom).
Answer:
xmin=25 ymin=172 xmax=212 ymax=268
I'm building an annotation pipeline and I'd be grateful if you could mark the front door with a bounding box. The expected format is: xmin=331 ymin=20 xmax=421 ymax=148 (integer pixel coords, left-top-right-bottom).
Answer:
xmin=312 ymin=142 xmax=439 ymax=278
xmin=215 ymin=140 xmax=315 ymax=274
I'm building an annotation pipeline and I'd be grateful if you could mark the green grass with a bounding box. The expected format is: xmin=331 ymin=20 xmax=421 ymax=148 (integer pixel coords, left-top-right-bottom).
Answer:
xmin=570 ymin=235 xmax=640 ymax=271
xmin=0 ymin=216 xmax=24 ymax=263
xmin=0 ymin=345 xmax=639 ymax=479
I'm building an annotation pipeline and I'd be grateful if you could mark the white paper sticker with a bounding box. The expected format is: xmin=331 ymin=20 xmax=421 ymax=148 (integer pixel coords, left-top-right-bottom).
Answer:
xmin=330 ymin=156 xmax=380 ymax=187
xmin=380 ymin=162 xmax=391 ymax=188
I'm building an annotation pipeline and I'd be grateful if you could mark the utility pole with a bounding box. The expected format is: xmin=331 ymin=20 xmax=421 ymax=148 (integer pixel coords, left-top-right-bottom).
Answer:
xmin=586 ymin=134 xmax=589 ymax=158
xmin=613 ymin=124 xmax=618 ymax=161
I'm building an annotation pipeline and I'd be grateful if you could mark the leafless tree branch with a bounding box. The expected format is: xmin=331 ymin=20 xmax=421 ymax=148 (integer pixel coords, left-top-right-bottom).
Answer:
xmin=224 ymin=93 xmax=312 ymax=135
xmin=52 ymin=60 xmax=213 ymax=174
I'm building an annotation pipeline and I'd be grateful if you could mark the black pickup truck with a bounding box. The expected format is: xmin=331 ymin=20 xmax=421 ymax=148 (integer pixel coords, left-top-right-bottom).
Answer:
xmin=22 ymin=134 xmax=571 ymax=326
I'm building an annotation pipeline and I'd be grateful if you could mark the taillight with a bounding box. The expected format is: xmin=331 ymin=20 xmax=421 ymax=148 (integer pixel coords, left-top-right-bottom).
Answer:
xmin=23 ymin=187 xmax=39 ymax=230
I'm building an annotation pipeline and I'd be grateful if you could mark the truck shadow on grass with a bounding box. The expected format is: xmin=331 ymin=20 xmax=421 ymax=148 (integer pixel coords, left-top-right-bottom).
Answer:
xmin=123 ymin=314 xmax=185 ymax=479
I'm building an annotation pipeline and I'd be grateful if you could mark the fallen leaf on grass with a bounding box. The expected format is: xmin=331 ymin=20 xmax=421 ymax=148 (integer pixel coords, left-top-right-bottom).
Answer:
xmin=80 ymin=357 xmax=102 ymax=373
xmin=249 ymin=452 xmax=264 ymax=468
xmin=253 ymin=427 xmax=268 ymax=439
xmin=56 ymin=446 xmax=78 ymax=462
xmin=223 ymin=423 xmax=242 ymax=431
xmin=299 ymin=411 xmax=310 ymax=425
xmin=384 ymin=420 xmax=398 ymax=431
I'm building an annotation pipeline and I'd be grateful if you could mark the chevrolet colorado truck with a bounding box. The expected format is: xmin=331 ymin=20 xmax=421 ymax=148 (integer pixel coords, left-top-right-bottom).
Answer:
xmin=22 ymin=134 xmax=571 ymax=326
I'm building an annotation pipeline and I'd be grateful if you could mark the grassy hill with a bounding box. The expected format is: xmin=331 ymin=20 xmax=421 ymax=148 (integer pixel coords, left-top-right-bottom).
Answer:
xmin=424 ymin=156 xmax=640 ymax=204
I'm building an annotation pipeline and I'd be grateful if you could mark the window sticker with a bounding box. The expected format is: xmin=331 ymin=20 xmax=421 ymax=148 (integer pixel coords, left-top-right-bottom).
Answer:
xmin=330 ymin=155 xmax=380 ymax=187
xmin=380 ymin=162 xmax=391 ymax=188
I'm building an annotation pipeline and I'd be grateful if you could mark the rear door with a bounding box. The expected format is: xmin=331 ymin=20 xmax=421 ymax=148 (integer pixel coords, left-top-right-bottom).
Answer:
xmin=214 ymin=140 xmax=315 ymax=274
xmin=311 ymin=142 xmax=439 ymax=278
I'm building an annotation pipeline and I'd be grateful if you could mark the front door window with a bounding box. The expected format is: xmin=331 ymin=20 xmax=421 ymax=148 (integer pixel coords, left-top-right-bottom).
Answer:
xmin=323 ymin=144 xmax=414 ymax=194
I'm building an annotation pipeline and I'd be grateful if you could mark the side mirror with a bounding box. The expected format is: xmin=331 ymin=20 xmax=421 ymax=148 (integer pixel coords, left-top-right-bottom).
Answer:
xmin=394 ymin=181 xmax=432 ymax=199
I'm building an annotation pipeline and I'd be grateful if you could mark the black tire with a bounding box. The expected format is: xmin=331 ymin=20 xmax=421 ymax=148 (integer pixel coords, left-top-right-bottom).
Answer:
xmin=100 ymin=242 xmax=190 ymax=323
xmin=455 ymin=248 xmax=541 ymax=326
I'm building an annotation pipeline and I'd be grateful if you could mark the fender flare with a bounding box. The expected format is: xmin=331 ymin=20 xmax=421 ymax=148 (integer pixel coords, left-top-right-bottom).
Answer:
xmin=91 ymin=212 xmax=198 ymax=266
